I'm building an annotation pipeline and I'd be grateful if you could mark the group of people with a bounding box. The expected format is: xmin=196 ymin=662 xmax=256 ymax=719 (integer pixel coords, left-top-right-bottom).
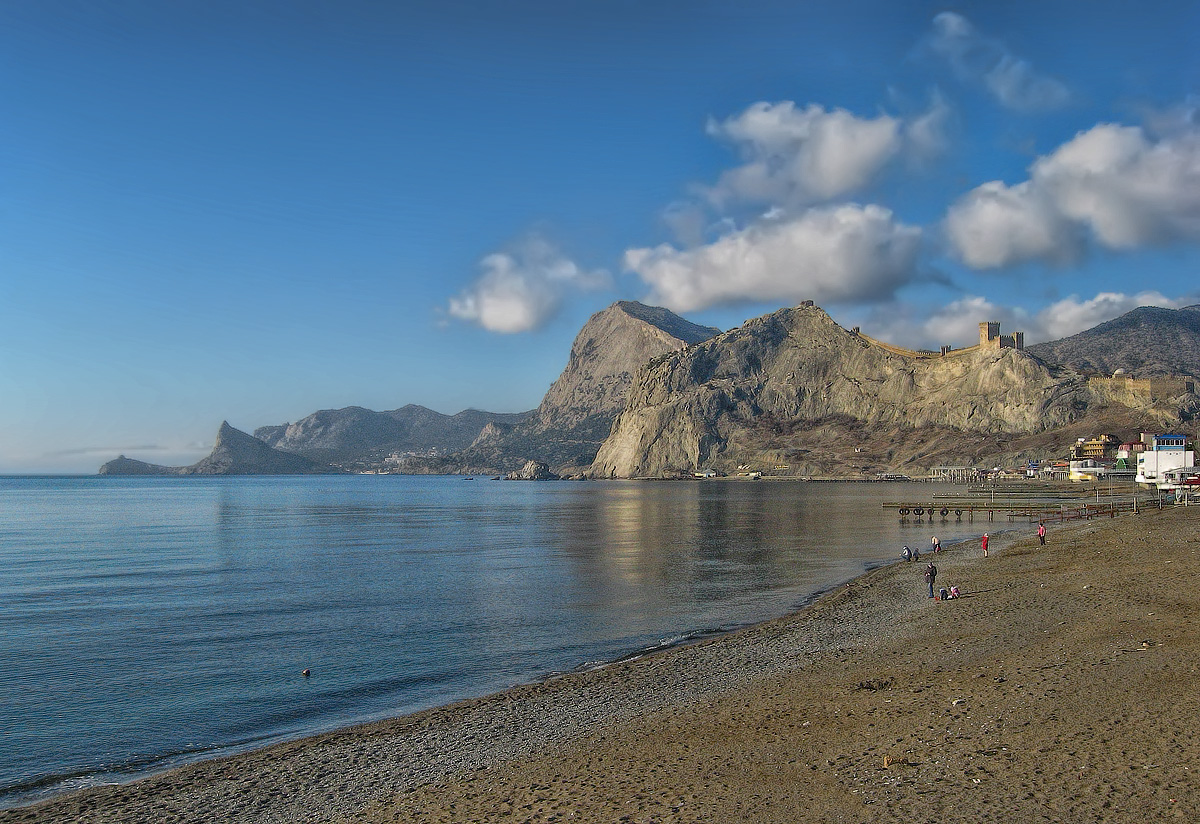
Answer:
xmin=901 ymin=535 xmax=943 ymax=563
xmin=909 ymin=523 xmax=1048 ymax=600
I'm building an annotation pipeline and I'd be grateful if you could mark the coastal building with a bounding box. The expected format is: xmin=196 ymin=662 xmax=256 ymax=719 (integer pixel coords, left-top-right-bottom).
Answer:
xmin=1136 ymin=434 xmax=1195 ymax=489
xmin=1071 ymin=434 xmax=1121 ymax=461
xmin=1115 ymin=441 xmax=1146 ymax=470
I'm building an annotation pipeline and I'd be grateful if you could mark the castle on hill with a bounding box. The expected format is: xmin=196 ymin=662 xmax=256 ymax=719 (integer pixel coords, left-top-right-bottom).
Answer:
xmin=850 ymin=318 xmax=1026 ymax=359
xmin=979 ymin=321 xmax=1024 ymax=350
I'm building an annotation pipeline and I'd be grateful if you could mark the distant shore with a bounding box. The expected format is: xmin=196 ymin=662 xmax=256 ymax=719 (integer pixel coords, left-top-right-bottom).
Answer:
xmin=5 ymin=504 xmax=1197 ymax=823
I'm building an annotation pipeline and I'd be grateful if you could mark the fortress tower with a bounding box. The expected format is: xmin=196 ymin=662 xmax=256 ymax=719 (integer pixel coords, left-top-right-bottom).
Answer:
xmin=979 ymin=321 xmax=1024 ymax=350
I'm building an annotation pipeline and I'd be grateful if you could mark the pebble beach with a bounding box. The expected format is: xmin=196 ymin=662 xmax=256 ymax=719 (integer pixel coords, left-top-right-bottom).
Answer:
xmin=5 ymin=503 xmax=1198 ymax=823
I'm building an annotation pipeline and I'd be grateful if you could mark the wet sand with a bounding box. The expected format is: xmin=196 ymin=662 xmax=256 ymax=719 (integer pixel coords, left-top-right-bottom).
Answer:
xmin=5 ymin=504 xmax=1198 ymax=823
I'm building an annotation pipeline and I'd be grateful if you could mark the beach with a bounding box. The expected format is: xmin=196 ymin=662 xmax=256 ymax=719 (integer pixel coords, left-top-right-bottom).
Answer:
xmin=5 ymin=503 xmax=1197 ymax=823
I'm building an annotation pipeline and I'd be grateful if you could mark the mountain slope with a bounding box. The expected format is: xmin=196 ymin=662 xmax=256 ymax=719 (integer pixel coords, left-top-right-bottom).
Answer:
xmin=1027 ymin=305 xmax=1200 ymax=377
xmin=592 ymin=304 xmax=1193 ymax=478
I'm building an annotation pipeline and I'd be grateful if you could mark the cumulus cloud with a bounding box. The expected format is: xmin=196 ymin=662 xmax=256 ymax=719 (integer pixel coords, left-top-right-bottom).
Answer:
xmin=448 ymin=238 xmax=609 ymax=333
xmin=702 ymin=100 xmax=947 ymax=209
xmin=927 ymin=12 xmax=1070 ymax=112
xmin=624 ymin=204 xmax=922 ymax=313
xmin=944 ymin=180 xmax=1082 ymax=268
xmin=946 ymin=123 xmax=1200 ymax=268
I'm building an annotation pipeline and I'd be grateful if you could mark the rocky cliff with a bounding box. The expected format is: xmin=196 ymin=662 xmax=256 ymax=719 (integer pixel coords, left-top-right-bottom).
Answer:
xmin=433 ymin=301 xmax=721 ymax=474
xmin=99 ymin=422 xmax=342 ymax=475
xmin=591 ymin=304 xmax=1195 ymax=478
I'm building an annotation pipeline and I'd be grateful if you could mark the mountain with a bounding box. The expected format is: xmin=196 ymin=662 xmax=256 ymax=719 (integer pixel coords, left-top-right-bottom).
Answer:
xmin=592 ymin=304 xmax=1197 ymax=478
xmin=1027 ymin=305 xmax=1200 ymax=378
xmin=253 ymin=405 xmax=530 ymax=468
xmin=419 ymin=301 xmax=721 ymax=474
xmin=99 ymin=422 xmax=342 ymax=475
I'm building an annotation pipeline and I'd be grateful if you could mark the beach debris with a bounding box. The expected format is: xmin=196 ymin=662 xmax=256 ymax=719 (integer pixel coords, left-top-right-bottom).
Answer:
xmin=952 ymin=698 xmax=967 ymax=706
xmin=855 ymin=677 xmax=893 ymax=691
xmin=302 ymin=668 xmax=311 ymax=677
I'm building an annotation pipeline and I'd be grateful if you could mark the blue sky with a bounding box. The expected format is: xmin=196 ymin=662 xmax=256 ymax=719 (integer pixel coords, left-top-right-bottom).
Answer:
xmin=2 ymin=0 xmax=1199 ymax=473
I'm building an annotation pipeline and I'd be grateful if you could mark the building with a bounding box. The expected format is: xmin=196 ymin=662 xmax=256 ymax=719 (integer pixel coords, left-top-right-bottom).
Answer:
xmin=1136 ymin=434 xmax=1195 ymax=489
xmin=1071 ymin=434 xmax=1121 ymax=460
xmin=1114 ymin=441 xmax=1146 ymax=470
xmin=978 ymin=321 xmax=1024 ymax=351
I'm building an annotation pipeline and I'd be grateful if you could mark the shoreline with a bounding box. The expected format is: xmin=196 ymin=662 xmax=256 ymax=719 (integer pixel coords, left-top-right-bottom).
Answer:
xmin=5 ymin=507 xmax=1195 ymax=822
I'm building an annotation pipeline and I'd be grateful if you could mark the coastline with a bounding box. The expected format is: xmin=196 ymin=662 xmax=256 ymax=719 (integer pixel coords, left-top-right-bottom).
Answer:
xmin=5 ymin=506 xmax=1197 ymax=823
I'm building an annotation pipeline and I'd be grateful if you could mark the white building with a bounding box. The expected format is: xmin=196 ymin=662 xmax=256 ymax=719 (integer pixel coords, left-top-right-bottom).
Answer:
xmin=1136 ymin=434 xmax=1195 ymax=489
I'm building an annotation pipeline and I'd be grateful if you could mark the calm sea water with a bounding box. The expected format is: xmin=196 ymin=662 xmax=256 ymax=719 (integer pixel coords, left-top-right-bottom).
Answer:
xmin=0 ymin=475 xmax=975 ymax=807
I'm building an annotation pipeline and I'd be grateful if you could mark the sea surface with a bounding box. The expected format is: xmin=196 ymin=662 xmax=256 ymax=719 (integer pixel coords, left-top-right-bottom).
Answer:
xmin=0 ymin=475 xmax=977 ymax=808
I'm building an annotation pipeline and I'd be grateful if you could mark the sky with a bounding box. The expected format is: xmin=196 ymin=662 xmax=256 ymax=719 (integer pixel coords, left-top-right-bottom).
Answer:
xmin=2 ymin=0 xmax=1199 ymax=473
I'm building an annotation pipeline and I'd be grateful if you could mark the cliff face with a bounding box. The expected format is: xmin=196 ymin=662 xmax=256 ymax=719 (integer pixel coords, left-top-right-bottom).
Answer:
xmin=441 ymin=301 xmax=721 ymax=473
xmin=99 ymin=422 xmax=342 ymax=475
xmin=591 ymin=305 xmax=1191 ymax=478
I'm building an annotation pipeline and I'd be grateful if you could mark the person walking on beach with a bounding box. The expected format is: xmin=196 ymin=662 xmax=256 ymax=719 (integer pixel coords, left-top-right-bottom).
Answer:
xmin=1038 ymin=523 xmax=1046 ymax=546
xmin=925 ymin=561 xmax=938 ymax=598
xmin=902 ymin=545 xmax=912 ymax=561
xmin=981 ymin=532 xmax=989 ymax=557
xmin=931 ymin=535 xmax=941 ymax=553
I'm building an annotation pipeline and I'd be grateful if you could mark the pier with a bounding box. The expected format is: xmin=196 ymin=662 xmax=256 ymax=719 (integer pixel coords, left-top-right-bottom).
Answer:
xmin=883 ymin=484 xmax=1162 ymax=523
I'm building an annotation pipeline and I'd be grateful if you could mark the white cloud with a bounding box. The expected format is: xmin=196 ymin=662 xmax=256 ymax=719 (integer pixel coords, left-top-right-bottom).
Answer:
xmin=946 ymin=123 xmax=1200 ymax=268
xmin=944 ymin=180 xmax=1081 ymax=268
xmin=448 ymin=238 xmax=609 ymax=333
xmin=704 ymin=103 xmax=904 ymax=207
xmin=625 ymin=204 xmax=922 ymax=313
xmin=928 ymin=12 xmax=1070 ymax=112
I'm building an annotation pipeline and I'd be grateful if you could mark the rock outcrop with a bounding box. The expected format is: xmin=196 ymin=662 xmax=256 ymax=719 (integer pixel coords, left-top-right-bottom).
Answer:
xmin=99 ymin=422 xmax=342 ymax=475
xmin=591 ymin=304 xmax=1195 ymax=478
xmin=504 ymin=460 xmax=558 ymax=481
xmin=98 ymin=455 xmax=178 ymax=476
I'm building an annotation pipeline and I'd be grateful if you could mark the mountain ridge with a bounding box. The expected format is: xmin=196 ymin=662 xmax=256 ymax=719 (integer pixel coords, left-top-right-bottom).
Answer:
xmin=592 ymin=304 xmax=1197 ymax=478
xmin=1027 ymin=305 xmax=1200 ymax=378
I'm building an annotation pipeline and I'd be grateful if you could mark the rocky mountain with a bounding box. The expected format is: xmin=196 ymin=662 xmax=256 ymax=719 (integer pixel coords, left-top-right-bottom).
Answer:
xmin=1027 ymin=305 xmax=1200 ymax=378
xmin=99 ymin=422 xmax=342 ymax=475
xmin=253 ymin=405 xmax=529 ymax=468
xmin=418 ymin=301 xmax=721 ymax=474
xmin=592 ymin=304 xmax=1197 ymax=478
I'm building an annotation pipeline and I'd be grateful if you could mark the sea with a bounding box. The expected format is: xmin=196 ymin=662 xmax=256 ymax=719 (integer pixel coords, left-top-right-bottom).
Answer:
xmin=0 ymin=474 xmax=977 ymax=808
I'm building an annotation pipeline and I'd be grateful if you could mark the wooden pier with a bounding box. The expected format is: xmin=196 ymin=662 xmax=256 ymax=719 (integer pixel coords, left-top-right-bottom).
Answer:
xmin=882 ymin=496 xmax=1158 ymax=523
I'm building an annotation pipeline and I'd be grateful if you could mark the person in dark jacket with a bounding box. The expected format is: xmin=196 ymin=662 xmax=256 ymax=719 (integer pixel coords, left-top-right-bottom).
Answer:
xmin=925 ymin=562 xmax=938 ymax=598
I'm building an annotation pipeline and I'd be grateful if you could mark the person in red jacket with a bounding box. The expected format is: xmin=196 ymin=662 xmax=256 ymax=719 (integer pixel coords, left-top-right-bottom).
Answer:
xmin=1038 ymin=522 xmax=1046 ymax=545
xmin=982 ymin=532 xmax=989 ymax=557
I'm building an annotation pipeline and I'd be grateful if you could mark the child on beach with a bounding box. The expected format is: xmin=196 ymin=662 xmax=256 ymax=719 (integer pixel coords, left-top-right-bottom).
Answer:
xmin=931 ymin=535 xmax=941 ymax=553
xmin=902 ymin=545 xmax=912 ymax=561
xmin=1038 ymin=522 xmax=1046 ymax=545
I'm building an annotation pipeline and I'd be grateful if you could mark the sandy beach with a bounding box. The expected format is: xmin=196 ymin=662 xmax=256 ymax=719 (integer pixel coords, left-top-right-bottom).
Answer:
xmin=5 ymin=502 xmax=1198 ymax=823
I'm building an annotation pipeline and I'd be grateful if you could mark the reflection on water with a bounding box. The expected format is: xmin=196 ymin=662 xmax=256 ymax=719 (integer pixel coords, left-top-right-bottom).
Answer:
xmin=0 ymin=475 xmax=976 ymax=807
